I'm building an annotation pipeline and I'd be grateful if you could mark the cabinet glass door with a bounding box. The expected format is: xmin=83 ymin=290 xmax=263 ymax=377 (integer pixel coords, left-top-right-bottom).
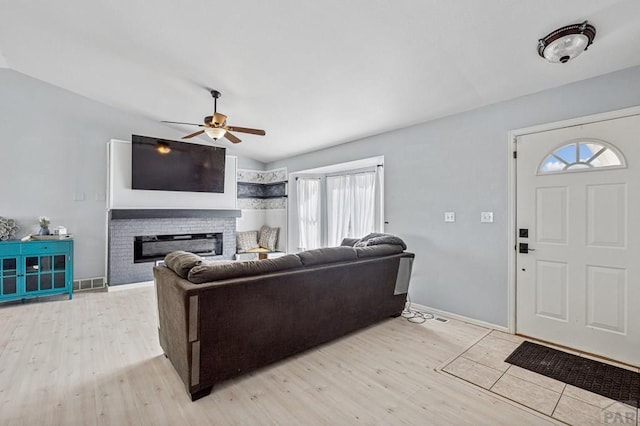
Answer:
xmin=53 ymin=255 xmax=66 ymax=289
xmin=25 ymin=256 xmax=40 ymax=292
xmin=24 ymin=255 xmax=67 ymax=293
xmin=1 ymin=257 xmax=18 ymax=296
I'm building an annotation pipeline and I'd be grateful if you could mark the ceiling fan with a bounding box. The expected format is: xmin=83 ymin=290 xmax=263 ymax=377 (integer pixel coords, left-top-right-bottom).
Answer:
xmin=161 ymin=90 xmax=266 ymax=144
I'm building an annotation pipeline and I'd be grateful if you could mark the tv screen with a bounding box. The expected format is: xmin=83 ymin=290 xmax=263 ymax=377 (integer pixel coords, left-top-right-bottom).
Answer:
xmin=131 ymin=135 xmax=226 ymax=193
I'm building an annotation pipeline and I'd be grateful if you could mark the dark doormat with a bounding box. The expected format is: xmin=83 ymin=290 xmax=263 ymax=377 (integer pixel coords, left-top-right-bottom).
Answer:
xmin=505 ymin=341 xmax=640 ymax=408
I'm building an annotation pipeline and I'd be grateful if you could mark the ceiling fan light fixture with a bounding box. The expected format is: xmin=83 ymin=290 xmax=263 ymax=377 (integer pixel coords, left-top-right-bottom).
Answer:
xmin=538 ymin=21 xmax=596 ymax=64
xmin=162 ymin=89 xmax=265 ymax=143
xmin=204 ymin=127 xmax=226 ymax=140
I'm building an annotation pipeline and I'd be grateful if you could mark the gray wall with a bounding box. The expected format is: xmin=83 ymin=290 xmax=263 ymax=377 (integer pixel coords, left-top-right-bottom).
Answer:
xmin=268 ymin=65 xmax=640 ymax=327
xmin=0 ymin=69 xmax=264 ymax=280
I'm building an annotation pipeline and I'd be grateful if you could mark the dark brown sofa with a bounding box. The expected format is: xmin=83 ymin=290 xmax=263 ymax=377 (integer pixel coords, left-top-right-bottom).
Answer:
xmin=154 ymin=244 xmax=414 ymax=400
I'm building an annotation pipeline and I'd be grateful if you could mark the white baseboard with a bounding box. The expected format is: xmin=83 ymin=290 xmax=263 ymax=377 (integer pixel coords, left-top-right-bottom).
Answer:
xmin=409 ymin=302 xmax=509 ymax=333
xmin=107 ymin=281 xmax=154 ymax=292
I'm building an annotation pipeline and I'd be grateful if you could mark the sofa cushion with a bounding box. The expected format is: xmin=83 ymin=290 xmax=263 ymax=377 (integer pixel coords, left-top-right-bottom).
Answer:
xmin=259 ymin=225 xmax=279 ymax=251
xmin=355 ymin=244 xmax=404 ymax=258
xmin=296 ymin=246 xmax=357 ymax=267
xmin=164 ymin=251 xmax=204 ymax=279
xmin=237 ymin=231 xmax=259 ymax=252
xmin=188 ymin=254 xmax=303 ymax=284
xmin=340 ymin=238 xmax=359 ymax=247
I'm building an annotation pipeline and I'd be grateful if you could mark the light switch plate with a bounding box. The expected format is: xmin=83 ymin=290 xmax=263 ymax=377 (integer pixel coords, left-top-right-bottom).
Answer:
xmin=480 ymin=212 xmax=494 ymax=223
xmin=444 ymin=212 xmax=455 ymax=223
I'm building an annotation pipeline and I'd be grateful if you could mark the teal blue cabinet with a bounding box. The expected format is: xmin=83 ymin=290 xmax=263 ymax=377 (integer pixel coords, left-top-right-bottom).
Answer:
xmin=0 ymin=240 xmax=73 ymax=304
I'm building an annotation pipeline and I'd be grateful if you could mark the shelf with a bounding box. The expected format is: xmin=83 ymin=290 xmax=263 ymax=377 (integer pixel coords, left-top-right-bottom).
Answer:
xmin=237 ymin=181 xmax=287 ymax=199
xmin=237 ymin=195 xmax=288 ymax=199
xmin=236 ymin=181 xmax=287 ymax=186
xmin=109 ymin=209 xmax=242 ymax=220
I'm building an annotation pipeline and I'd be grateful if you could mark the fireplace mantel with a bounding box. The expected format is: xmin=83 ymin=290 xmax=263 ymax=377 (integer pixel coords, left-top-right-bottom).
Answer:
xmin=109 ymin=209 xmax=242 ymax=220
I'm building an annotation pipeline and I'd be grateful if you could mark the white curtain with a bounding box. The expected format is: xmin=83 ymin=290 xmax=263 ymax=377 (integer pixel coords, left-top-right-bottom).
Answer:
xmin=351 ymin=172 xmax=376 ymax=239
xmin=326 ymin=170 xmax=377 ymax=246
xmin=326 ymin=175 xmax=352 ymax=247
xmin=374 ymin=165 xmax=384 ymax=232
xmin=296 ymin=178 xmax=321 ymax=251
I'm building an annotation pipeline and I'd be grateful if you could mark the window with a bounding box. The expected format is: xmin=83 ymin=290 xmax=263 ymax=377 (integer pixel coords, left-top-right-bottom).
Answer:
xmin=538 ymin=139 xmax=625 ymax=174
xmin=326 ymin=171 xmax=376 ymax=247
xmin=293 ymin=157 xmax=384 ymax=250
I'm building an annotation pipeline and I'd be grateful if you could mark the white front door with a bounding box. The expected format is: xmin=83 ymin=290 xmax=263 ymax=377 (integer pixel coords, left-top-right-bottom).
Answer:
xmin=516 ymin=114 xmax=640 ymax=366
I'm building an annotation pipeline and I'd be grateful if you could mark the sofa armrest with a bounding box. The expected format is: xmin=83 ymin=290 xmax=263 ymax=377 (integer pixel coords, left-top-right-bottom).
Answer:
xmin=154 ymin=266 xmax=194 ymax=391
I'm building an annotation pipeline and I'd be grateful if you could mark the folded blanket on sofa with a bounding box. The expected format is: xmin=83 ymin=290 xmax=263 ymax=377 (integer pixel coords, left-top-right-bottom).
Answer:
xmin=354 ymin=233 xmax=407 ymax=250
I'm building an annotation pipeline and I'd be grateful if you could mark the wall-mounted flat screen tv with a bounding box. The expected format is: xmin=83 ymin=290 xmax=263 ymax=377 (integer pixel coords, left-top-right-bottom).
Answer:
xmin=131 ymin=135 xmax=226 ymax=193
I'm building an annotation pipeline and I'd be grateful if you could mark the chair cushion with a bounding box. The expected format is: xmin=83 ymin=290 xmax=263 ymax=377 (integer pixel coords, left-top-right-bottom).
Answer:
xmin=296 ymin=246 xmax=358 ymax=267
xmin=188 ymin=254 xmax=302 ymax=284
xmin=164 ymin=251 xmax=203 ymax=279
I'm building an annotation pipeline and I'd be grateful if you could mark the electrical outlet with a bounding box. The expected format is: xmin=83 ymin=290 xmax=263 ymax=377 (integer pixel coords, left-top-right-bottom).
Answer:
xmin=444 ymin=212 xmax=455 ymax=223
xmin=480 ymin=212 xmax=494 ymax=223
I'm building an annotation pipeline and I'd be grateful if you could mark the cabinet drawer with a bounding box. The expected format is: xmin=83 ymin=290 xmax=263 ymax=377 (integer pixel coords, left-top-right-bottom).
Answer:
xmin=20 ymin=242 xmax=69 ymax=255
xmin=0 ymin=242 xmax=22 ymax=256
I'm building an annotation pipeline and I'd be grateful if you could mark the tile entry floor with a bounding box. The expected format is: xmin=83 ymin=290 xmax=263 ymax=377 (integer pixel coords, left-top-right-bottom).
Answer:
xmin=440 ymin=330 xmax=639 ymax=425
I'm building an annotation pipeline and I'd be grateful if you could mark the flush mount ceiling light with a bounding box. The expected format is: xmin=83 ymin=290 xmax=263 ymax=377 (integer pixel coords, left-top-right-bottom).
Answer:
xmin=538 ymin=21 xmax=596 ymax=64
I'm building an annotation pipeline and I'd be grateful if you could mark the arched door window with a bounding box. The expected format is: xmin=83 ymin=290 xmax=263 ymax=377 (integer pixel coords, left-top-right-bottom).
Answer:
xmin=538 ymin=139 xmax=626 ymax=174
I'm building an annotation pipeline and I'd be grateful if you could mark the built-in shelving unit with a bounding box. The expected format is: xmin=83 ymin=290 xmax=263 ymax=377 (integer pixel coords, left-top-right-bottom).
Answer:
xmin=236 ymin=168 xmax=288 ymax=252
xmin=237 ymin=181 xmax=287 ymax=199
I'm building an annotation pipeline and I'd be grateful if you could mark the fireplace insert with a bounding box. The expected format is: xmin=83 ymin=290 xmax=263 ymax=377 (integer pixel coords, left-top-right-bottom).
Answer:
xmin=134 ymin=233 xmax=222 ymax=263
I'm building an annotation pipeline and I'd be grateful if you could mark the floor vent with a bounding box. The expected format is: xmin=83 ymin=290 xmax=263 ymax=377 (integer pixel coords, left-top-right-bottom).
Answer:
xmin=73 ymin=277 xmax=106 ymax=292
xmin=434 ymin=317 xmax=450 ymax=323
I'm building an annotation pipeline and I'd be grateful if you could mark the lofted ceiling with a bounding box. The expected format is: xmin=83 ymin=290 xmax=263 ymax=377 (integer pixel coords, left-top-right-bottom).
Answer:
xmin=1 ymin=1 xmax=640 ymax=163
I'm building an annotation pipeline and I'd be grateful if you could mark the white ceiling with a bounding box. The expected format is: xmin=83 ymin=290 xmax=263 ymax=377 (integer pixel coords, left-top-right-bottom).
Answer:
xmin=1 ymin=1 xmax=640 ymax=163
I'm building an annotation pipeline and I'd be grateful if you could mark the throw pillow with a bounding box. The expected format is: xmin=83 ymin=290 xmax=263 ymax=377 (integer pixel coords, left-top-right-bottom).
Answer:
xmin=258 ymin=225 xmax=279 ymax=251
xmin=236 ymin=230 xmax=259 ymax=252
xmin=354 ymin=233 xmax=407 ymax=250
xmin=340 ymin=237 xmax=359 ymax=247
xmin=163 ymin=251 xmax=203 ymax=279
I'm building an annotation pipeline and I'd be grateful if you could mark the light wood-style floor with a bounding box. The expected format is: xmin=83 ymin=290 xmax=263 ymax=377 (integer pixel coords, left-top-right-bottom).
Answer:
xmin=0 ymin=286 xmax=556 ymax=425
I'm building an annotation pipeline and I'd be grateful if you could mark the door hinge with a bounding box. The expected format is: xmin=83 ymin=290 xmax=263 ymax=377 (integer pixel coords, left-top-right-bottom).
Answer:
xmin=513 ymin=151 xmax=517 ymax=159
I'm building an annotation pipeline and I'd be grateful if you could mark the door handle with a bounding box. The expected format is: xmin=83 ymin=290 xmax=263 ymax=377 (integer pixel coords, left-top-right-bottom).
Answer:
xmin=519 ymin=243 xmax=536 ymax=254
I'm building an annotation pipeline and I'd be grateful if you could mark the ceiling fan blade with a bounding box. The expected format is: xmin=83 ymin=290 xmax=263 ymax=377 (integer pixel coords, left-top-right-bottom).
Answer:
xmin=161 ymin=120 xmax=204 ymax=127
xmin=226 ymin=126 xmax=266 ymax=136
xmin=223 ymin=131 xmax=242 ymax=144
xmin=182 ymin=130 xmax=205 ymax=139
